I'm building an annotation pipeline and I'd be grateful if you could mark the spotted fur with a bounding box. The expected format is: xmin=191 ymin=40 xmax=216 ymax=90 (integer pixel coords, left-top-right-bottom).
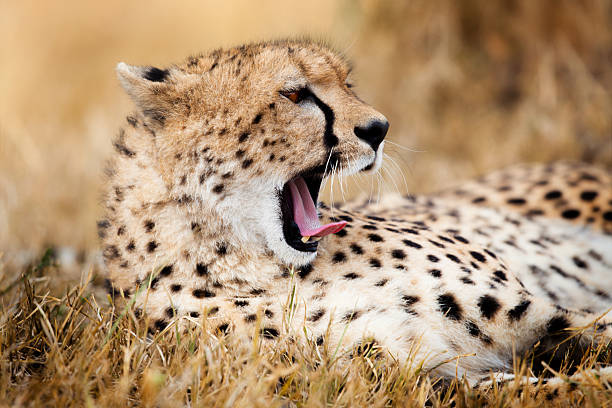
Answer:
xmin=101 ymin=39 xmax=612 ymax=382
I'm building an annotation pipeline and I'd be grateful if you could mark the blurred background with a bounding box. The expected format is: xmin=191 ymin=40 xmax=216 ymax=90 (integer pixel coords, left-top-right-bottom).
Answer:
xmin=1 ymin=0 xmax=611 ymax=266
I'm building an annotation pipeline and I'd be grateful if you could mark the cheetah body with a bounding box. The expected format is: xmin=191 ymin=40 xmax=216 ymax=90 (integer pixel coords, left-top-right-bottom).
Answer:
xmin=101 ymin=40 xmax=612 ymax=380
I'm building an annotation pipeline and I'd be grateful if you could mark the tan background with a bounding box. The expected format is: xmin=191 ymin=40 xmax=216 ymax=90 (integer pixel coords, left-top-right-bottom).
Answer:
xmin=1 ymin=0 xmax=611 ymax=256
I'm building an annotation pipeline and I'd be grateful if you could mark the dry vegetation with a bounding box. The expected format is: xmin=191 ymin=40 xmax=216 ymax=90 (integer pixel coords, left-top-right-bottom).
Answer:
xmin=1 ymin=253 xmax=611 ymax=407
xmin=1 ymin=0 xmax=612 ymax=406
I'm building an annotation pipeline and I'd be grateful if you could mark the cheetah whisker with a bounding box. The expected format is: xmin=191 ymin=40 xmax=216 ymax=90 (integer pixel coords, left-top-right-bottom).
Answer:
xmin=385 ymin=139 xmax=425 ymax=153
xmin=383 ymin=153 xmax=409 ymax=194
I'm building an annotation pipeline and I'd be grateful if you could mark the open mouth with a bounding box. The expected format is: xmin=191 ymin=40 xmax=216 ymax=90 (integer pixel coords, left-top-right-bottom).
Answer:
xmin=280 ymin=171 xmax=347 ymax=252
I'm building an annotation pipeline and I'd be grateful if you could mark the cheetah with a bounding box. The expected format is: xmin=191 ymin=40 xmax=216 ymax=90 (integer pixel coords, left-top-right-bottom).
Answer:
xmin=101 ymin=39 xmax=612 ymax=384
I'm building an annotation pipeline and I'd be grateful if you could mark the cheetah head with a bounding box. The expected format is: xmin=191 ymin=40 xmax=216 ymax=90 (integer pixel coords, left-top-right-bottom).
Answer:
xmin=116 ymin=40 xmax=388 ymax=267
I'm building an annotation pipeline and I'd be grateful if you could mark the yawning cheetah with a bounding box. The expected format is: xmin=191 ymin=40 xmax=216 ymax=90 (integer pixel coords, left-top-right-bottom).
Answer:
xmin=100 ymin=39 xmax=612 ymax=384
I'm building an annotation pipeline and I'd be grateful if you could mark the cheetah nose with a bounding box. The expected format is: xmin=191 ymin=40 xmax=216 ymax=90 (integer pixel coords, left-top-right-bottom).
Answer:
xmin=354 ymin=120 xmax=389 ymax=152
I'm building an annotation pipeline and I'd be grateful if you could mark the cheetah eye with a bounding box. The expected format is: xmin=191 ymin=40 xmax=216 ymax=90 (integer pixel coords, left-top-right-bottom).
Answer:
xmin=346 ymin=82 xmax=354 ymax=89
xmin=280 ymin=88 xmax=308 ymax=104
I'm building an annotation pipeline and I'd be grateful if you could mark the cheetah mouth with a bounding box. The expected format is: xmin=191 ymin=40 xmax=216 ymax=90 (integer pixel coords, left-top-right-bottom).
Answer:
xmin=279 ymin=171 xmax=347 ymax=252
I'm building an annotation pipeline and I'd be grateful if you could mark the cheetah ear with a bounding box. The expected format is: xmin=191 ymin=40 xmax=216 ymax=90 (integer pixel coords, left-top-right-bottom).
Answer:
xmin=116 ymin=62 xmax=175 ymax=125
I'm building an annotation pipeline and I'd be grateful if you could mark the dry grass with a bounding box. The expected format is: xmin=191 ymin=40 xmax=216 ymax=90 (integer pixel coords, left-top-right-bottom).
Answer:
xmin=1 ymin=1 xmax=612 ymax=406
xmin=1 ymin=252 xmax=611 ymax=407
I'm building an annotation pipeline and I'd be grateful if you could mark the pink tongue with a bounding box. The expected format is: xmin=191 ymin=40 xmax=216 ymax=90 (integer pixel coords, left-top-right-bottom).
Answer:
xmin=288 ymin=177 xmax=347 ymax=237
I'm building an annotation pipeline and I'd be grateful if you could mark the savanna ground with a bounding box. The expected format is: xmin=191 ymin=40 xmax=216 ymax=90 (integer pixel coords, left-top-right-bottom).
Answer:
xmin=1 ymin=1 xmax=611 ymax=406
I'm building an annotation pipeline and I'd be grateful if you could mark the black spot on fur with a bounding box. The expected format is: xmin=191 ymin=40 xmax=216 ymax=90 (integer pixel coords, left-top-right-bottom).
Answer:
xmin=454 ymin=235 xmax=469 ymax=244
xmin=196 ymin=263 xmax=208 ymax=276
xmin=165 ymin=307 xmax=175 ymax=319
xmin=484 ymin=249 xmax=497 ymax=259
xmin=143 ymin=67 xmax=169 ymax=82
xmin=580 ymin=190 xmax=598 ymax=201
xmin=401 ymin=295 xmax=419 ymax=306
xmin=199 ymin=169 xmax=214 ymax=184
xmin=234 ymin=300 xmax=249 ymax=307
xmin=238 ymin=132 xmax=249 ymax=143
xmin=189 ymin=311 xmax=200 ymax=318
xmin=350 ymin=243 xmax=364 ymax=255
xmin=572 ymin=256 xmax=588 ymax=269
xmin=343 ymin=272 xmax=360 ymax=280
xmin=546 ymin=315 xmax=570 ymax=335
xmin=369 ymin=258 xmax=381 ymax=268
xmin=460 ymin=277 xmax=475 ymax=285
xmin=252 ymin=113 xmax=263 ymax=124
xmin=216 ymin=243 xmax=228 ymax=255
xmin=216 ymin=323 xmax=229 ymax=333
xmin=427 ymin=254 xmax=440 ymax=263
xmin=507 ymin=198 xmax=526 ymax=205
xmin=308 ymin=309 xmax=326 ymax=322
xmin=472 ymin=197 xmax=486 ymax=203
xmin=193 ymin=288 xmax=216 ymax=298
xmin=97 ymin=220 xmax=110 ymax=238
xmin=242 ymin=158 xmax=253 ymax=169
xmin=148 ymin=276 xmax=159 ymax=290
xmin=147 ymin=241 xmax=158 ymax=253
xmin=446 ymin=254 xmax=461 ymax=264
xmin=126 ymin=241 xmax=136 ymax=252
xmin=470 ymin=251 xmax=486 ymax=263
xmin=466 ymin=321 xmax=481 ymax=337
xmin=493 ymin=270 xmax=507 ymax=281
xmin=437 ymin=293 xmax=463 ymax=320
xmin=391 ymin=249 xmax=406 ymax=259
xmin=603 ymin=211 xmax=612 ymax=221
xmin=375 ymin=279 xmax=388 ymax=287
xmin=170 ymin=284 xmax=182 ymax=292
xmin=429 ymin=269 xmax=442 ymax=278
xmin=399 ymin=295 xmax=419 ymax=316
xmin=429 ymin=240 xmax=445 ymax=249
xmin=507 ymin=300 xmax=531 ymax=321
xmin=297 ymin=264 xmax=313 ymax=279
xmin=103 ymin=245 xmax=120 ymax=260
xmin=367 ymin=233 xmax=383 ymax=242
xmin=561 ymin=209 xmax=581 ymax=219
xmin=342 ymin=310 xmax=362 ymax=322
xmin=332 ymin=251 xmax=346 ymax=263
xmin=159 ymin=265 xmax=173 ymax=277
xmin=153 ymin=319 xmax=168 ymax=331
xmin=213 ymin=184 xmax=224 ymax=194
xmin=402 ymin=239 xmax=422 ymax=249
xmin=545 ymin=190 xmax=562 ymax=200
xmin=478 ymin=295 xmax=501 ymax=319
